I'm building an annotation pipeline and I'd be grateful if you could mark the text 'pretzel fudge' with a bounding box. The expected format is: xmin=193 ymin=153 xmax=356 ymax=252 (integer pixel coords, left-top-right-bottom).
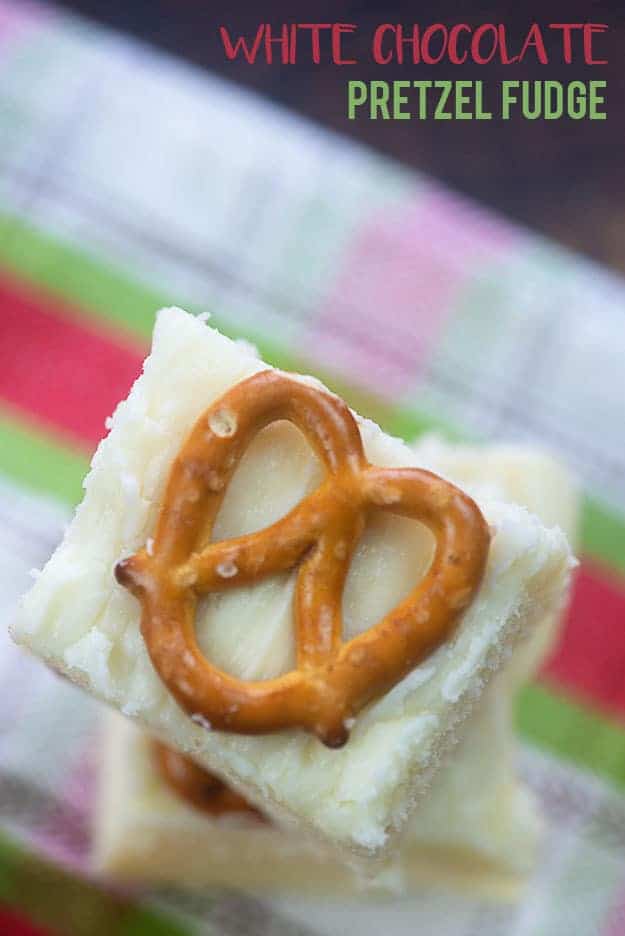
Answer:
xmin=12 ymin=308 xmax=574 ymax=858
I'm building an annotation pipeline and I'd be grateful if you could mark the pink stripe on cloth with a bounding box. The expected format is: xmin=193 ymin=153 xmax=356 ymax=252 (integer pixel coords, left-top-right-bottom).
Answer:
xmin=603 ymin=880 xmax=625 ymax=935
xmin=28 ymin=739 xmax=96 ymax=872
xmin=0 ymin=0 xmax=47 ymax=54
xmin=305 ymin=187 xmax=518 ymax=398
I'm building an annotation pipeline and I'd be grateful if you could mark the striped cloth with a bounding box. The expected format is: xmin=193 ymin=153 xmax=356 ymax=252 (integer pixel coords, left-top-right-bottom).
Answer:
xmin=1 ymin=2 xmax=625 ymax=934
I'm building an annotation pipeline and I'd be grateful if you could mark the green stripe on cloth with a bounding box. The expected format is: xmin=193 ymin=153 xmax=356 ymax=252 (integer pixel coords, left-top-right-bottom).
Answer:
xmin=0 ymin=210 xmax=284 ymax=357
xmin=0 ymin=213 xmax=167 ymax=342
xmin=1 ymin=210 xmax=625 ymax=574
xmin=582 ymin=496 xmax=625 ymax=575
xmin=0 ymin=832 xmax=192 ymax=936
xmin=118 ymin=907 xmax=197 ymax=936
xmin=517 ymin=683 xmax=625 ymax=791
xmin=0 ymin=209 xmax=453 ymax=439
xmin=0 ymin=837 xmax=18 ymax=903
xmin=387 ymin=406 xmax=470 ymax=445
xmin=0 ymin=407 xmax=88 ymax=506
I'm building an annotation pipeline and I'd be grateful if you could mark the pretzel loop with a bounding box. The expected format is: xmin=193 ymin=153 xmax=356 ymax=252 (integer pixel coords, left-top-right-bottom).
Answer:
xmin=116 ymin=370 xmax=490 ymax=748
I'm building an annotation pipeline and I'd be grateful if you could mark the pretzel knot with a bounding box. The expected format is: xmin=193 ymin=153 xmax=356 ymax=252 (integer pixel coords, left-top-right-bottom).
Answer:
xmin=115 ymin=371 xmax=490 ymax=749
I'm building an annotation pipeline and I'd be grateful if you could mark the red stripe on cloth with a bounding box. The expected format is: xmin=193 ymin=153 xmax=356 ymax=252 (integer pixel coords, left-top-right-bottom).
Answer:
xmin=0 ymin=907 xmax=57 ymax=936
xmin=541 ymin=561 xmax=625 ymax=721
xmin=0 ymin=273 xmax=145 ymax=449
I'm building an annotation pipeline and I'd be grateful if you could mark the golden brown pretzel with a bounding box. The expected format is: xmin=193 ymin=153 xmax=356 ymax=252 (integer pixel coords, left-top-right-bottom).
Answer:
xmin=151 ymin=741 xmax=265 ymax=820
xmin=116 ymin=370 xmax=490 ymax=748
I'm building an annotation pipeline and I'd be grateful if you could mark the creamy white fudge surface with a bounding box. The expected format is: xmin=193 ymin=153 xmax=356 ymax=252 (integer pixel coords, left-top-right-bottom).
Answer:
xmin=95 ymin=712 xmax=535 ymax=900
xmin=12 ymin=308 xmax=574 ymax=857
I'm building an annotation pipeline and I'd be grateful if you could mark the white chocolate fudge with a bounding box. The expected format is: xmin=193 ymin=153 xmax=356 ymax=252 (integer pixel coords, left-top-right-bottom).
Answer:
xmin=96 ymin=439 xmax=575 ymax=896
xmin=95 ymin=710 xmax=536 ymax=899
xmin=403 ymin=682 xmax=539 ymax=877
xmin=12 ymin=308 xmax=574 ymax=858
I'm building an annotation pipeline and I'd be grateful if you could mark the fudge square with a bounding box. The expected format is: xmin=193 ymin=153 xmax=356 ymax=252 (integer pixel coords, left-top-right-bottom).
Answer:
xmin=12 ymin=307 xmax=574 ymax=858
xmin=94 ymin=697 xmax=535 ymax=900
xmin=95 ymin=440 xmax=577 ymax=896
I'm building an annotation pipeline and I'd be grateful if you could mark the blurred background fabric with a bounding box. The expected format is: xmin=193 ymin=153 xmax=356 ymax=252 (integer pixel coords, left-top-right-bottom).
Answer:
xmin=0 ymin=1 xmax=624 ymax=934
xmin=56 ymin=0 xmax=625 ymax=274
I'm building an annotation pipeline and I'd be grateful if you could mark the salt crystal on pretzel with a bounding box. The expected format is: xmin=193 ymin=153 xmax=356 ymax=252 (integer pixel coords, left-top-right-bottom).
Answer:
xmin=12 ymin=308 xmax=574 ymax=859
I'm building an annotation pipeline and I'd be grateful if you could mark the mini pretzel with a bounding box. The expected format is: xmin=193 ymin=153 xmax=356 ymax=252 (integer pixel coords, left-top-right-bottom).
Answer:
xmin=116 ymin=370 xmax=490 ymax=748
xmin=151 ymin=741 xmax=265 ymax=820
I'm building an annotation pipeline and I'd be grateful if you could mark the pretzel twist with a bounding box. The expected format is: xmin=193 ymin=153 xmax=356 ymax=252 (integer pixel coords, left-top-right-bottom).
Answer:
xmin=116 ymin=370 xmax=490 ymax=748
